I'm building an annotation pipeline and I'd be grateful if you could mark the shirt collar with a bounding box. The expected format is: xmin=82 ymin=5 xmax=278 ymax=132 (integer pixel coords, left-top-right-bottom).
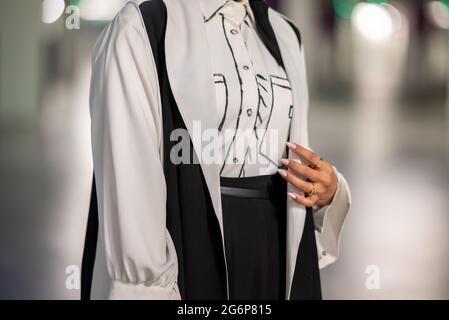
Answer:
xmin=199 ymin=0 xmax=255 ymax=23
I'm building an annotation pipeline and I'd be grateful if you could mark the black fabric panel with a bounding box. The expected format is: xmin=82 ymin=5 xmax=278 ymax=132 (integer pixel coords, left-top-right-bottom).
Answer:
xmin=139 ymin=0 xmax=189 ymax=298
xmin=173 ymin=161 xmax=227 ymax=300
xmin=139 ymin=0 xmax=168 ymax=84
xmin=290 ymin=207 xmax=322 ymax=300
xmin=80 ymin=177 xmax=98 ymax=300
xmin=250 ymin=0 xmax=284 ymax=68
xmin=139 ymin=0 xmax=227 ymax=300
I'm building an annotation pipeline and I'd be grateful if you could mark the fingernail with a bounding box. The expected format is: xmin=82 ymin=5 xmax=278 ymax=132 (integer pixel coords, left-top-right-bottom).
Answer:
xmin=288 ymin=192 xmax=297 ymax=200
xmin=280 ymin=159 xmax=289 ymax=166
xmin=278 ymin=169 xmax=288 ymax=178
xmin=286 ymin=142 xmax=297 ymax=149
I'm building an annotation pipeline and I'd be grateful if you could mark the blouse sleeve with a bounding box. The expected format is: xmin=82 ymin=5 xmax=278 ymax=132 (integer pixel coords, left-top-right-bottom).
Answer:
xmin=89 ymin=3 xmax=180 ymax=300
xmin=313 ymin=168 xmax=351 ymax=269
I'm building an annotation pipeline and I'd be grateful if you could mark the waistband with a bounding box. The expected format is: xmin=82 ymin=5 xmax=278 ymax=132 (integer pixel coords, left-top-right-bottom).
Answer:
xmin=220 ymin=173 xmax=286 ymax=199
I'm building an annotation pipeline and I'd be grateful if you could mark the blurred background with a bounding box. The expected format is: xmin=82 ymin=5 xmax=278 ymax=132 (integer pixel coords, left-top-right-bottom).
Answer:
xmin=0 ymin=0 xmax=448 ymax=299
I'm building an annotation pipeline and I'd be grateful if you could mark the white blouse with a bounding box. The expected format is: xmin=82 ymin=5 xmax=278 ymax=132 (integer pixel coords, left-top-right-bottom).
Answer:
xmin=203 ymin=0 xmax=293 ymax=177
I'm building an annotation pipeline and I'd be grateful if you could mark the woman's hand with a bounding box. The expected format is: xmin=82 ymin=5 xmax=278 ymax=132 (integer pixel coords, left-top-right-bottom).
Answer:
xmin=278 ymin=142 xmax=338 ymax=209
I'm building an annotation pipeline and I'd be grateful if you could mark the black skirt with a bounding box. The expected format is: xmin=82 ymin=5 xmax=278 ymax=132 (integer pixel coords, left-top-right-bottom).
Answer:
xmin=220 ymin=173 xmax=287 ymax=300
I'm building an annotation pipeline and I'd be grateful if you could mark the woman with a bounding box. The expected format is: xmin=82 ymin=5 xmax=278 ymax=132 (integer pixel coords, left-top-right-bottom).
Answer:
xmin=81 ymin=0 xmax=351 ymax=300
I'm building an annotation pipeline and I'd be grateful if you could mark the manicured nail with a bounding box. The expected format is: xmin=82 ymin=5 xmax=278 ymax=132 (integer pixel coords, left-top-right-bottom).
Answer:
xmin=280 ymin=159 xmax=289 ymax=166
xmin=278 ymin=169 xmax=288 ymax=178
xmin=288 ymin=192 xmax=297 ymax=200
xmin=286 ymin=142 xmax=297 ymax=149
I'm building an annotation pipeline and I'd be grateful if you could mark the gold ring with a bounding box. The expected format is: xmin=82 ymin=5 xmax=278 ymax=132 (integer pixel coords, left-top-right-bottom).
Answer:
xmin=310 ymin=158 xmax=323 ymax=170
xmin=308 ymin=183 xmax=318 ymax=196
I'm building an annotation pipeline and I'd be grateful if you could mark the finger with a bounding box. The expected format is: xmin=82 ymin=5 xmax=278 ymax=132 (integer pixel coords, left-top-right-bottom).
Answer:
xmin=322 ymin=161 xmax=335 ymax=174
xmin=281 ymin=159 xmax=322 ymax=182
xmin=286 ymin=142 xmax=321 ymax=168
xmin=278 ymin=169 xmax=313 ymax=194
xmin=288 ymin=192 xmax=318 ymax=207
xmin=316 ymin=159 xmax=334 ymax=174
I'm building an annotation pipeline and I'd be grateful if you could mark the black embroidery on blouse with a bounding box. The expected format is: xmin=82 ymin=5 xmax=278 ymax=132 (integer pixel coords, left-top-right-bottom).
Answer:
xmin=214 ymin=73 xmax=229 ymax=132
xmin=239 ymin=148 xmax=250 ymax=178
xmin=204 ymin=2 xmax=228 ymax=23
xmin=258 ymin=75 xmax=292 ymax=166
xmin=219 ymin=13 xmax=245 ymax=175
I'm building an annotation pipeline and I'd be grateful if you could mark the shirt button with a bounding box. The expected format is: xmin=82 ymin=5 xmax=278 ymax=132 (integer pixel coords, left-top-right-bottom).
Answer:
xmin=247 ymin=108 xmax=253 ymax=116
xmin=233 ymin=157 xmax=238 ymax=163
xmin=322 ymin=250 xmax=327 ymax=257
xmin=243 ymin=65 xmax=249 ymax=71
xmin=230 ymin=29 xmax=238 ymax=35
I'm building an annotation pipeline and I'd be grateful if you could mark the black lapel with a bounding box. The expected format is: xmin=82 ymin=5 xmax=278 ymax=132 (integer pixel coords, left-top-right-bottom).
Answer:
xmin=250 ymin=0 xmax=284 ymax=68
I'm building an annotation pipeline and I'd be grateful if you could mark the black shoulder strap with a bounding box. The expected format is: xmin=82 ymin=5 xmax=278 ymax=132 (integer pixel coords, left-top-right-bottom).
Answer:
xmin=250 ymin=0 xmax=285 ymax=68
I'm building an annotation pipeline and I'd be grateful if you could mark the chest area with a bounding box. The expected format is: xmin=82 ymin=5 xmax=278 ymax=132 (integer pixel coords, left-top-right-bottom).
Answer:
xmin=204 ymin=15 xmax=294 ymax=177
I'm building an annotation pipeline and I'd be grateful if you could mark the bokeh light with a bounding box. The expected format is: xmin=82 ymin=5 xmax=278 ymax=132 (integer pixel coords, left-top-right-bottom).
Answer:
xmin=78 ymin=0 xmax=128 ymax=22
xmin=352 ymin=3 xmax=395 ymax=41
xmin=427 ymin=1 xmax=449 ymax=29
xmin=41 ymin=0 xmax=65 ymax=24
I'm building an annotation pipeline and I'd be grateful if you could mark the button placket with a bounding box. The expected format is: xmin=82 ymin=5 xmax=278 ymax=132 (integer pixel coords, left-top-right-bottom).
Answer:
xmin=237 ymin=42 xmax=257 ymax=122
xmin=221 ymin=15 xmax=262 ymax=174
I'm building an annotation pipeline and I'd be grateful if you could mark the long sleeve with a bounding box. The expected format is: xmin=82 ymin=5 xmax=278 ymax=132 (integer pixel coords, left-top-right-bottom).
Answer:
xmin=313 ymin=168 xmax=351 ymax=269
xmin=89 ymin=3 xmax=180 ymax=300
xmin=286 ymin=21 xmax=352 ymax=269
